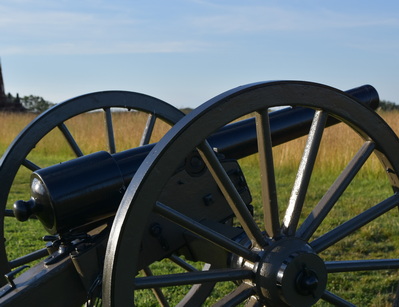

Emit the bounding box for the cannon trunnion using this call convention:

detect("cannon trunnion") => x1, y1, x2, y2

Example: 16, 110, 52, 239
2, 81, 399, 306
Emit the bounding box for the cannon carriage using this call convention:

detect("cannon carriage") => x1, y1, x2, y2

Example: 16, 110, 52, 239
0, 81, 398, 306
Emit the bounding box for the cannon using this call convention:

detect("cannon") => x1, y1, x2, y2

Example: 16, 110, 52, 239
0, 81, 398, 306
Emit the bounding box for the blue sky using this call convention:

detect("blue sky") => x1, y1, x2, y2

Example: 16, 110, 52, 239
0, 0, 398, 108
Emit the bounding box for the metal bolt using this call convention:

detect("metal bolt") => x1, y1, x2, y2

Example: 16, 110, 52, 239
149, 223, 162, 237
203, 194, 214, 206
296, 266, 319, 297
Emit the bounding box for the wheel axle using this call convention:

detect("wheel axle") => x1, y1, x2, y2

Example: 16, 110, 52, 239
252, 237, 327, 307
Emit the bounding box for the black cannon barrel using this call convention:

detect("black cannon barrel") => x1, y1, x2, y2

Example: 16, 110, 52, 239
208, 84, 379, 159
114, 84, 379, 181
13, 85, 379, 234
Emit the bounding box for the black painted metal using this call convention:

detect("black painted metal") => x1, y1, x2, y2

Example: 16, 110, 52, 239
12, 85, 380, 236
208, 84, 379, 159
134, 268, 254, 289
0, 81, 393, 307
14, 151, 125, 234
0, 247, 95, 306
0, 91, 184, 292
102, 81, 399, 306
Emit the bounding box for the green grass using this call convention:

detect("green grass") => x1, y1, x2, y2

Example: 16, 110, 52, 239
241, 156, 398, 306
5, 155, 397, 306
130, 164, 398, 306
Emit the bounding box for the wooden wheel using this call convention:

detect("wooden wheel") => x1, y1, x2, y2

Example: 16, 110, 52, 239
0, 91, 184, 289
104, 81, 399, 306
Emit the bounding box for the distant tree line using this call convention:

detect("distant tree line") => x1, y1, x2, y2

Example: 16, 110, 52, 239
179, 108, 193, 114
6, 93, 54, 113
4, 94, 398, 113
379, 100, 399, 111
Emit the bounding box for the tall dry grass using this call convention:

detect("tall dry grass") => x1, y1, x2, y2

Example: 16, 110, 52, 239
271, 111, 399, 175
0, 110, 173, 167
2, 110, 399, 306
0, 112, 37, 153
1, 110, 399, 170
61, 111, 172, 153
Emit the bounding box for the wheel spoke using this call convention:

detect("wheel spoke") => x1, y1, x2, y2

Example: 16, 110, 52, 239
57, 123, 84, 157
213, 283, 255, 307
326, 259, 399, 273
140, 113, 157, 146
321, 290, 356, 306
142, 266, 170, 307
311, 193, 399, 253
104, 108, 116, 154
298, 141, 375, 240
154, 202, 259, 262
22, 158, 40, 171
283, 110, 327, 235
197, 140, 267, 248
134, 268, 254, 289
169, 254, 199, 272
175, 263, 215, 307
255, 109, 280, 238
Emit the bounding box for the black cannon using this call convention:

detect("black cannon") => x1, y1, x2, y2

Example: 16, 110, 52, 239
0, 81, 398, 306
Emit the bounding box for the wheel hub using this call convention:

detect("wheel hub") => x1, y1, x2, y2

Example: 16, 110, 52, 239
255, 238, 327, 306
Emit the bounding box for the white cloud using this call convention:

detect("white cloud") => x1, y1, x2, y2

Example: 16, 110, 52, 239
187, 2, 399, 34
1, 40, 210, 55
0, 0, 214, 55
0, 1, 398, 56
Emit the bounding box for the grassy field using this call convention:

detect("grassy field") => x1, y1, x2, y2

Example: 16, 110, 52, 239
1, 109, 399, 305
